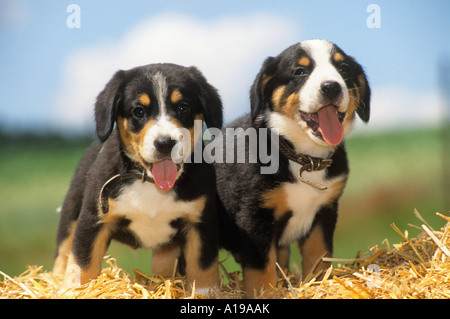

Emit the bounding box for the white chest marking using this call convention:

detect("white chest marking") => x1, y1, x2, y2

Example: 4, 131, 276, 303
107, 180, 204, 248
278, 161, 345, 246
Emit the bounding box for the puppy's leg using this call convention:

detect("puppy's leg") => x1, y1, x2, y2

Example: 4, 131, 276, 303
243, 244, 277, 298
53, 221, 77, 276
65, 222, 112, 285
298, 224, 332, 279
299, 204, 337, 279
151, 244, 181, 277
183, 225, 219, 294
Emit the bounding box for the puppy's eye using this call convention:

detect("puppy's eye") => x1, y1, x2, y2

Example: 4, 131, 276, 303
294, 67, 307, 77
177, 101, 190, 115
132, 106, 145, 118
338, 63, 352, 75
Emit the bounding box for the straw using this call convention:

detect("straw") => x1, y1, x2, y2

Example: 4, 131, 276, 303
1, 210, 449, 299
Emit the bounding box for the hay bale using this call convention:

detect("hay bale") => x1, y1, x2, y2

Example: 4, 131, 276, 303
1, 211, 449, 299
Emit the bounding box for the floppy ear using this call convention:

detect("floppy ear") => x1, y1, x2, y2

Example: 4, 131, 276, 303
250, 56, 278, 122
95, 70, 126, 142
189, 66, 223, 129
355, 66, 371, 123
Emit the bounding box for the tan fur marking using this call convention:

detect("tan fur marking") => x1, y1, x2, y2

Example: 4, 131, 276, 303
183, 227, 219, 290
138, 93, 151, 106
186, 195, 206, 224
98, 201, 129, 224
261, 187, 290, 218
170, 89, 183, 104
271, 86, 286, 110
325, 179, 347, 207
151, 244, 181, 277
65, 225, 111, 285
298, 225, 331, 279
298, 56, 310, 67
272, 86, 299, 120
82, 226, 111, 284
333, 52, 344, 62
243, 244, 277, 297
53, 221, 77, 275
117, 117, 155, 166
283, 92, 300, 120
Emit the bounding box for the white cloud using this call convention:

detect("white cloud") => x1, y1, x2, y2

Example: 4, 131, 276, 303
354, 86, 445, 133
53, 12, 298, 131
53, 13, 445, 133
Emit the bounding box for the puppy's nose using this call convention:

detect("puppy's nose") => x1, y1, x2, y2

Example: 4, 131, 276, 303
154, 136, 176, 154
320, 81, 341, 100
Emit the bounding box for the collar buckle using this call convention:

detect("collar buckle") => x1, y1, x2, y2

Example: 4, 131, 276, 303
277, 135, 333, 191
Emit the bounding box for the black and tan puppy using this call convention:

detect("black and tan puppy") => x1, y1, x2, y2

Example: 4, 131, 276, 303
53, 63, 223, 293
215, 39, 370, 296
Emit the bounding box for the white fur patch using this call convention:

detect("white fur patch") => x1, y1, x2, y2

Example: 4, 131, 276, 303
278, 161, 346, 246
107, 181, 203, 248
151, 71, 168, 114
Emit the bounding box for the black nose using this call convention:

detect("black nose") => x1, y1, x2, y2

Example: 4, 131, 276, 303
320, 81, 342, 100
154, 136, 176, 154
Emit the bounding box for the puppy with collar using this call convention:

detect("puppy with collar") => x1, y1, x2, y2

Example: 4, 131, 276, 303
53, 63, 223, 292
215, 39, 370, 296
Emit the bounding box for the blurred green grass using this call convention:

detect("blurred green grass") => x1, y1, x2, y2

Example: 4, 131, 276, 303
0, 127, 447, 278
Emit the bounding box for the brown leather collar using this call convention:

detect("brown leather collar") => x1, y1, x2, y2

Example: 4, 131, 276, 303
99, 170, 154, 214
278, 136, 333, 190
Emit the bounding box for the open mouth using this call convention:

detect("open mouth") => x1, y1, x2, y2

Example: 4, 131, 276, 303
300, 105, 346, 146
144, 159, 182, 191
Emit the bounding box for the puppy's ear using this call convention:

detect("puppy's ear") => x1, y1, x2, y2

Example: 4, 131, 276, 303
95, 70, 126, 142
354, 65, 371, 123
189, 66, 223, 129
250, 56, 278, 122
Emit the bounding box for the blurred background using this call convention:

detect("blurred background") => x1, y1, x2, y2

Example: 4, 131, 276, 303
0, 0, 448, 277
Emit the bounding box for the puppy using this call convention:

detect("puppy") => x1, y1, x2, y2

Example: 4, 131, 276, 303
215, 39, 370, 296
53, 63, 223, 292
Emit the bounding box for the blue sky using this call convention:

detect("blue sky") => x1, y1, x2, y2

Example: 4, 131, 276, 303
0, 0, 449, 133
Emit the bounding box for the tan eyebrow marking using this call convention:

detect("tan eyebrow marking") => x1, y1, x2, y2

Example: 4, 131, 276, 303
170, 89, 183, 104
298, 56, 310, 67
138, 93, 151, 106
333, 52, 344, 62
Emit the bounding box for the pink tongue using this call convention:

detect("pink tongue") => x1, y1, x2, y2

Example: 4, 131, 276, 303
317, 105, 344, 146
151, 159, 178, 191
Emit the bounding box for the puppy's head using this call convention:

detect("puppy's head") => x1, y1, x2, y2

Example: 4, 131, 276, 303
251, 39, 370, 150
95, 63, 222, 190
